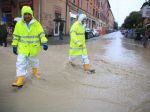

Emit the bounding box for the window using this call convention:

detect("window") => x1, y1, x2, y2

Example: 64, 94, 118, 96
73, 0, 76, 4
80, 0, 83, 8
86, 2, 88, 12
94, 0, 96, 5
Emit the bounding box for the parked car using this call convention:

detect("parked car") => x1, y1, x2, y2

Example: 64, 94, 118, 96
92, 28, 99, 37
107, 29, 114, 33
85, 28, 93, 39
121, 29, 127, 35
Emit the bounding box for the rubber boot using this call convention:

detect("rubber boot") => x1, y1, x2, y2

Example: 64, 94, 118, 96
83, 64, 90, 71
12, 76, 25, 87
32, 68, 41, 79
83, 64, 95, 74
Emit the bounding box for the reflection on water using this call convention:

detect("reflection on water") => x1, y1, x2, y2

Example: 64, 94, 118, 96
1, 31, 150, 112
103, 33, 139, 66
103, 32, 150, 70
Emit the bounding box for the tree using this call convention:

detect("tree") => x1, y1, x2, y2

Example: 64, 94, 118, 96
122, 11, 143, 29
114, 21, 118, 30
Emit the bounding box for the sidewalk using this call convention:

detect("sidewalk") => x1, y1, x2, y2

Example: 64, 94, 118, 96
47, 35, 70, 45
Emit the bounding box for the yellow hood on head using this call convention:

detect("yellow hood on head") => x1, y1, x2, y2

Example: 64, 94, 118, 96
21, 6, 33, 17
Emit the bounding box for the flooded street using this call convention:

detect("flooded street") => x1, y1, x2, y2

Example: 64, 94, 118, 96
0, 31, 150, 112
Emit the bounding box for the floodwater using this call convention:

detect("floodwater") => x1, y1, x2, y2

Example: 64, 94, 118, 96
0, 31, 150, 112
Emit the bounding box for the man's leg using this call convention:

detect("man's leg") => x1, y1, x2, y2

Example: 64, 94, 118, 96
82, 55, 90, 71
29, 56, 40, 79
61, 32, 64, 40
68, 56, 77, 66
59, 31, 63, 40
3, 38, 7, 47
0, 37, 3, 46
12, 55, 27, 87
82, 55, 95, 73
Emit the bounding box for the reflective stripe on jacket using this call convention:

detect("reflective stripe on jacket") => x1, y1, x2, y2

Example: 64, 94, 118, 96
69, 21, 87, 56
12, 19, 48, 56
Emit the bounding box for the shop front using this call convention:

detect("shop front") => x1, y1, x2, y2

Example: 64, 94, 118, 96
53, 6, 66, 36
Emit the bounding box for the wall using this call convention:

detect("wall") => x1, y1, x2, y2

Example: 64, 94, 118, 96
40, 0, 66, 36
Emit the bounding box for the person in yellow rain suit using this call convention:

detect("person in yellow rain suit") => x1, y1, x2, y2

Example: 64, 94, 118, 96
69, 14, 95, 73
12, 6, 48, 87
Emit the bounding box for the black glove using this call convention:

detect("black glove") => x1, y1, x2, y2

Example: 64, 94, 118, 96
13, 47, 17, 55
42, 43, 48, 50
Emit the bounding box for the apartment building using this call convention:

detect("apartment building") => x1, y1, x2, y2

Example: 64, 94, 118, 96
38, 0, 66, 36
0, 0, 114, 36
68, 0, 100, 29
0, 0, 66, 36
108, 9, 114, 31
0, 0, 39, 23
68, 0, 114, 35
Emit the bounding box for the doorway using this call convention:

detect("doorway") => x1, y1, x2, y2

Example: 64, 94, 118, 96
54, 22, 60, 36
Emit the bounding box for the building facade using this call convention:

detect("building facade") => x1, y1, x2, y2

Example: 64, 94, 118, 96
108, 9, 114, 31
0, 0, 39, 23
68, 0, 114, 35
38, 0, 67, 36
0, 0, 114, 36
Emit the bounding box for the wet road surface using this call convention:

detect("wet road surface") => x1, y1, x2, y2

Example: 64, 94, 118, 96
0, 31, 150, 112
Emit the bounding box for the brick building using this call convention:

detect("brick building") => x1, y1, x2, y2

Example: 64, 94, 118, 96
37, 0, 67, 36
108, 9, 114, 31
68, 0, 114, 35
68, 0, 101, 29
0, 0, 39, 23
0, 0, 114, 36
0, 0, 66, 36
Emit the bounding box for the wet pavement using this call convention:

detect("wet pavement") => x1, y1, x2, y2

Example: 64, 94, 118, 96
47, 36, 70, 45
0, 31, 150, 112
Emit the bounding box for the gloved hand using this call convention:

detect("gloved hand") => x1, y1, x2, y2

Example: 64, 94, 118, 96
42, 43, 48, 50
13, 47, 17, 55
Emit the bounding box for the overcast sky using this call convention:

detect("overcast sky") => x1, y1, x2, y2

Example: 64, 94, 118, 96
109, 0, 146, 26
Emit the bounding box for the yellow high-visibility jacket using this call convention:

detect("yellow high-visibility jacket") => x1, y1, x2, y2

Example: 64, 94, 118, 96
69, 21, 87, 56
12, 6, 48, 57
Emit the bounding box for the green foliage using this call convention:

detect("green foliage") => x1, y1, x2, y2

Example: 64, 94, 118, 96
114, 21, 118, 30
122, 11, 143, 29
135, 27, 145, 35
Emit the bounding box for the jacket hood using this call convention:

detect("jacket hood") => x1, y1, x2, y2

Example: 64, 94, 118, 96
78, 14, 86, 22
21, 6, 33, 17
